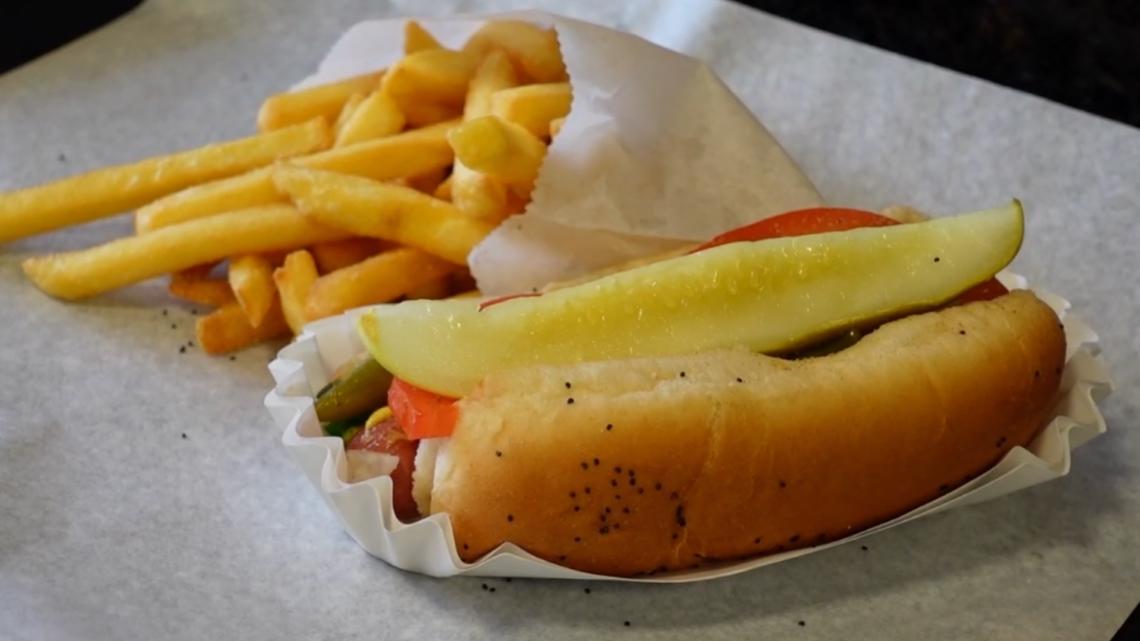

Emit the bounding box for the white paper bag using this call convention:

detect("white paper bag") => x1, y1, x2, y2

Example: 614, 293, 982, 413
294, 12, 822, 295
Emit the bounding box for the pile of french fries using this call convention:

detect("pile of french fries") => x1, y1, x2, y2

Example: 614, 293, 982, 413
0, 20, 572, 355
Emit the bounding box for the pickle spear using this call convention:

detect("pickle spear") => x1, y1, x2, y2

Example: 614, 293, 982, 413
314, 356, 393, 422
360, 202, 1024, 397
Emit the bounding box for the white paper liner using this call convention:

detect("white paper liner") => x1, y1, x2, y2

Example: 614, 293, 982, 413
293, 12, 823, 295
264, 271, 1113, 582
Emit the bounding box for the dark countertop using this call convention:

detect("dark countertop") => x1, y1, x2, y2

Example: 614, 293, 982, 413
741, 0, 1140, 128
5, 2, 1140, 129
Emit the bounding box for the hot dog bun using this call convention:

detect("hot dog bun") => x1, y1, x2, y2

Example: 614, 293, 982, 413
429, 291, 1066, 576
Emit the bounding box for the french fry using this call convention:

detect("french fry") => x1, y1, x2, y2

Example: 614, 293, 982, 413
548, 116, 565, 138
452, 51, 519, 222
135, 120, 457, 233
335, 90, 406, 147
310, 237, 386, 273
380, 49, 478, 108
196, 300, 289, 355
333, 92, 367, 139
257, 71, 382, 131
403, 167, 448, 195
505, 189, 531, 215
135, 168, 283, 233
304, 117, 456, 178
450, 169, 509, 222
22, 205, 348, 300
400, 101, 464, 127
174, 262, 219, 281
0, 118, 331, 243
448, 115, 547, 190
305, 248, 453, 321
433, 174, 454, 201
228, 254, 276, 327
169, 264, 236, 307
273, 250, 320, 334
448, 269, 478, 294
405, 274, 452, 300
491, 82, 571, 138
274, 166, 494, 265
462, 20, 567, 83
169, 279, 236, 307
404, 20, 443, 54
464, 51, 520, 116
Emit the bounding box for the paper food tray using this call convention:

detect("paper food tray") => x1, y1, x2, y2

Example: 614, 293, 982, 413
264, 270, 1112, 582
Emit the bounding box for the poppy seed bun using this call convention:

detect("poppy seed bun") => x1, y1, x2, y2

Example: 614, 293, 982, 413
429, 291, 1066, 576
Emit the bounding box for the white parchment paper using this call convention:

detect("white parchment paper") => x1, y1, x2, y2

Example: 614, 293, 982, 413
295, 12, 822, 295
5, 0, 1138, 635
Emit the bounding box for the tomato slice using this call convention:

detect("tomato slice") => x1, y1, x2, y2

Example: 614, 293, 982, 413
690, 207, 898, 252
347, 416, 419, 520
388, 377, 459, 440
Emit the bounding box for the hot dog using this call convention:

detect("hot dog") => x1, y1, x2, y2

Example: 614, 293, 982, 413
430, 290, 1064, 575
323, 203, 1066, 576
